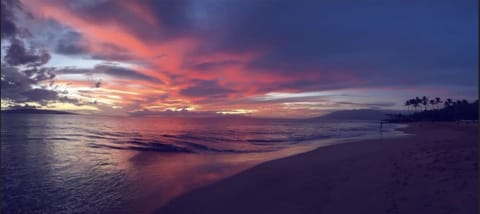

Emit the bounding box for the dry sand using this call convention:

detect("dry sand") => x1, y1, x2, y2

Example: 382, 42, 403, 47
156, 122, 478, 214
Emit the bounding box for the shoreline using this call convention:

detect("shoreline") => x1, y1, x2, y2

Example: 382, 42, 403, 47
125, 122, 406, 213
156, 122, 478, 214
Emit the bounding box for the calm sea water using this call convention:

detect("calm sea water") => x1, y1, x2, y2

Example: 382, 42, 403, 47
1, 114, 405, 213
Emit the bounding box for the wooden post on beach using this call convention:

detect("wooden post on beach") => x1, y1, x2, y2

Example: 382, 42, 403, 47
379, 122, 383, 132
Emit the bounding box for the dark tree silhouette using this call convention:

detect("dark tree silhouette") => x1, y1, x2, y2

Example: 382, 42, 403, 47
405, 100, 411, 113
444, 98, 453, 108
387, 97, 478, 122
429, 99, 435, 109
435, 97, 442, 109
414, 97, 421, 112
422, 96, 428, 111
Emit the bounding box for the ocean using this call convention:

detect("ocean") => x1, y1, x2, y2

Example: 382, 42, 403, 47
1, 114, 405, 213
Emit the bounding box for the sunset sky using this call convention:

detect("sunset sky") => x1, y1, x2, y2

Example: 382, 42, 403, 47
1, 0, 477, 117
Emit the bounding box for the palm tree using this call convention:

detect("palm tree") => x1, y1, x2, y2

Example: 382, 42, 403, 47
444, 98, 453, 108
429, 99, 435, 110
421, 96, 428, 111
405, 100, 411, 113
413, 97, 421, 112
435, 97, 442, 109
455, 100, 462, 106
412, 97, 417, 112
454, 100, 462, 120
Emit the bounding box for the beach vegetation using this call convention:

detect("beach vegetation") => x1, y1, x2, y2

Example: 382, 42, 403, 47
387, 98, 478, 122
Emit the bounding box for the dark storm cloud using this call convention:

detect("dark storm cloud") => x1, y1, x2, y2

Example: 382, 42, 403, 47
180, 80, 235, 98
1, 0, 82, 106
1, 66, 33, 92
4, 38, 51, 66
19, 88, 58, 103
54, 31, 87, 55
0, 0, 23, 39
22, 67, 55, 82
0, 37, 61, 106
1, 65, 82, 106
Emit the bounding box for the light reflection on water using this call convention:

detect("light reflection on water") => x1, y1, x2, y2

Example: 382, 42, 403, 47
1, 114, 405, 213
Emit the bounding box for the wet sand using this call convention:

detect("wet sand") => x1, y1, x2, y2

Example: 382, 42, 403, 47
156, 122, 478, 214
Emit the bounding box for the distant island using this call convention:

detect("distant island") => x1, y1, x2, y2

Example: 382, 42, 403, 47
311, 109, 395, 121
1, 109, 77, 115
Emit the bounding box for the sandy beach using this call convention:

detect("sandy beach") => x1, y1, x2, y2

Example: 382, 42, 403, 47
156, 122, 478, 214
